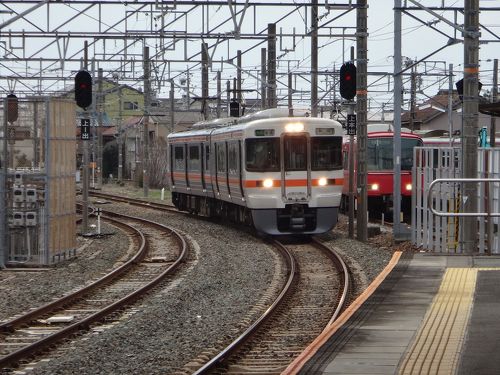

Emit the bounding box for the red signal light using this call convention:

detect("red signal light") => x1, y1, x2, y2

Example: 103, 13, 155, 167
75, 70, 92, 109
339, 62, 357, 100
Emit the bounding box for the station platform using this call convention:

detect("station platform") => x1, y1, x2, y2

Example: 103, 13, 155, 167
283, 252, 500, 375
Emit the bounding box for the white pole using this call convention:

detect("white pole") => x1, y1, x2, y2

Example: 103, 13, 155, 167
97, 212, 101, 235
161, 188, 165, 201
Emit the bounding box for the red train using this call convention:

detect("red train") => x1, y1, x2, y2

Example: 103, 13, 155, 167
341, 124, 423, 219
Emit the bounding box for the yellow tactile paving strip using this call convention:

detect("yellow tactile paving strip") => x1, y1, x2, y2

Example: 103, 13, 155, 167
399, 268, 500, 375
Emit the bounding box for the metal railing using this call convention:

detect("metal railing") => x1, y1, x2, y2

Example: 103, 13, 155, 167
412, 147, 500, 254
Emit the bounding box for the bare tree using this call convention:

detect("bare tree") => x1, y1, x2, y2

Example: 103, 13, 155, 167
147, 137, 169, 188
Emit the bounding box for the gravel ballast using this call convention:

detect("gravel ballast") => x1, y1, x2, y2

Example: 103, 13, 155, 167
0, 185, 408, 374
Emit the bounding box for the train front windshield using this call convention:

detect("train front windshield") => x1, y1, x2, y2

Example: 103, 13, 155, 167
367, 137, 422, 171
246, 138, 280, 172
246, 136, 342, 172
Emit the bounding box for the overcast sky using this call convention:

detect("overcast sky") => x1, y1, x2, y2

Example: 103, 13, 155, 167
1, 1, 499, 115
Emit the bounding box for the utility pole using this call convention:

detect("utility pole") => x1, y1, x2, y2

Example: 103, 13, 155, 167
267, 23, 277, 108
82, 41, 89, 234
117, 86, 123, 181
356, 0, 368, 242
462, 0, 480, 254
201, 43, 209, 120
169, 80, 175, 133
409, 65, 417, 132
1, 98, 7, 267
261, 48, 267, 110
143, 45, 150, 197
491, 59, 498, 147
448, 63, 454, 146
237, 50, 242, 107
226, 80, 231, 116
392, 0, 408, 241
217, 71, 222, 118
97, 67, 103, 188
288, 72, 293, 116
311, 0, 318, 117
33, 101, 39, 166
91, 59, 96, 189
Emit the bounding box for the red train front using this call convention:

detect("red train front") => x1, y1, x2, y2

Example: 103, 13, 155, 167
342, 124, 423, 219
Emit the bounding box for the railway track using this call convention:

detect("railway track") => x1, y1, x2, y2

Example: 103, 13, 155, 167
83, 191, 352, 374
89, 190, 177, 212
0, 209, 188, 371
188, 237, 351, 375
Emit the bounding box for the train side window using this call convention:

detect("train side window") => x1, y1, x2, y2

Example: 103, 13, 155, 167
228, 142, 238, 175
217, 143, 226, 173
189, 145, 200, 171
174, 146, 184, 170
245, 138, 280, 172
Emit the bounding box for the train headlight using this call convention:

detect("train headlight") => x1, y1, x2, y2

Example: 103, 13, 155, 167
285, 122, 304, 133
263, 179, 274, 188
371, 183, 380, 191
406, 183, 412, 191
318, 177, 328, 186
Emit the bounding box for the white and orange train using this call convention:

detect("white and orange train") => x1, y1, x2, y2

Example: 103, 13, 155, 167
166, 109, 345, 235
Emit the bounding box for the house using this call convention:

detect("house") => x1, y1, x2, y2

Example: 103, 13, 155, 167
401, 89, 495, 134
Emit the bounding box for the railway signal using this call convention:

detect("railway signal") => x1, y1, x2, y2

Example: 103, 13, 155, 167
455, 78, 482, 102
339, 62, 357, 100
75, 70, 92, 109
230, 100, 240, 117
6, 93, 18, 123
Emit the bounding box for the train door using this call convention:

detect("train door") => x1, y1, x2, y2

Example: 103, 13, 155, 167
280, 133, 311, 202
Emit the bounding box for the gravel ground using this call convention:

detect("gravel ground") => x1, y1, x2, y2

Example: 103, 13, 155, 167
0, 183, 414, 374
0, 221, 129, 321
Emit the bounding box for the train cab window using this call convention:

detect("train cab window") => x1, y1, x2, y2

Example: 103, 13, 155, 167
367, 137, 422, 171
245, 138, 280, 172
189, 145, 200, 171
174, 146, 184, 170
217, 143, 226, 173
311, 137, 343, 170
401, 138, 423, 170
228, 142, 238, 174
284, 136, 307, 171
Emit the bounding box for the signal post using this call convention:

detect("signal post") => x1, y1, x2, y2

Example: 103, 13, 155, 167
340, 61, 357, 239
75, 64, 92, 234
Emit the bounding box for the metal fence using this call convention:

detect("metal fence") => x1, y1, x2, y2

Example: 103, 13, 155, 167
412, 146, 500, 254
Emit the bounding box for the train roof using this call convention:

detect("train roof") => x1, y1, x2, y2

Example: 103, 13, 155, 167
367, 123, 413, 133
168, 108, 342, 139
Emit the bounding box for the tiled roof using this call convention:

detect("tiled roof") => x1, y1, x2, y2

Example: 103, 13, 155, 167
401, 89, 461, 125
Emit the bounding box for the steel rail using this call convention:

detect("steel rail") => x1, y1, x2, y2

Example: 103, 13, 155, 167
311, 237, 351, 326
0, 213, 145, 333
0, 210, 188, 369
89, 191, 177, 212
192, 239, 298, 375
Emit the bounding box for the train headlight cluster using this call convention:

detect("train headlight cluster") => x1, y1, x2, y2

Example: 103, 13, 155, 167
371, 183, 380, 191
263, 179, 274, 188
318, 177, 328, 186
406, 183, 412, 191
285, 122, 304, 133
